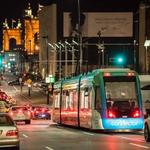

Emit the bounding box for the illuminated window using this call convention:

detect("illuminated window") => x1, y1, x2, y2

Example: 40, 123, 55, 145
54, 93, 60, 108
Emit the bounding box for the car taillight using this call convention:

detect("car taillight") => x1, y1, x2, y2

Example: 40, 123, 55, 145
18, 110, 22, 113
132, 109, 140, 118
10, 112, 13, 116
35, 111, 39, 114
28, 111, 31, 115
6, 130, 18, 136
107, 110, 116, 118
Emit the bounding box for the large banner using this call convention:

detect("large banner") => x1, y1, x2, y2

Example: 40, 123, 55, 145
63, 12, 133, 37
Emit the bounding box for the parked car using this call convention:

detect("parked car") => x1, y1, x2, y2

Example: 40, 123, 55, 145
0, 113, 20, 150
0, 101, 10, 113
8, 79, 20, 86
144, 114, 150, 142
9, 106, 31, 124
30, 105, 51, 120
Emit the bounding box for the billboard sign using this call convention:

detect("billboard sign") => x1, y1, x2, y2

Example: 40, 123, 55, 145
63, 12, 133, 37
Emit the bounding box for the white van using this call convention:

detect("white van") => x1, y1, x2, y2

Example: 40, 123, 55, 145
139, 75, 150, 115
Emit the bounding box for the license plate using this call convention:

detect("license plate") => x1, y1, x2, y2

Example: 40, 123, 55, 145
122, 115, 127, 118
16, 113, 25, 119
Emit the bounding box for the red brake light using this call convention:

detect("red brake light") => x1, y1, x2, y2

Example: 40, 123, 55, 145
132, 110, 140, 118
107, 110, 116, 118
28, 111, 31, 115
128, 72, 135, 76
35, 111, 39, 114
104, 72, 111, 77
18, 110, 22, 113
6, 130, 18, 136
10, 112, 13, 116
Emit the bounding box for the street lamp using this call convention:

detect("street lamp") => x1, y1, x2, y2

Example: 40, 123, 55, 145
97, 31, 105, 68
42, 36, 49, 77
144, 39, 150, 74
58, 41, 64, 80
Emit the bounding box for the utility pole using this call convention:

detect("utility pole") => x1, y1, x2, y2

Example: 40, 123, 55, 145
58, 41, 64, 80
77, 0, 82, 74
42, 36, 49, 76
65, 40, 68, 77
42, 35, 49, 104
97, 31, 105, 67
133, 40, 137, 70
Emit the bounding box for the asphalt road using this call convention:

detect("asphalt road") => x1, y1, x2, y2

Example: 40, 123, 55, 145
18, 120, 148, 150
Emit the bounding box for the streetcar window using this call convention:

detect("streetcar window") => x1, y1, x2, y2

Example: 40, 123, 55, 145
62, 91, 66, 110
84, 88, 89, 109
104, 76, 139, 118
104, 76, 137, 100
73, 91, 78, 110
62, 90, 78, 110
95, 87, 101, 110
54, 92, 60, 108
80, 88, 92, 109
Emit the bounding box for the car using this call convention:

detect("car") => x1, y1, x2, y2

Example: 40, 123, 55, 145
8, 79, 20, 86
0, 101, 10, 113
144, 114, 150, 142
9, 106, 31, 124
30, 105, 51, 120
0, 113, 20, 150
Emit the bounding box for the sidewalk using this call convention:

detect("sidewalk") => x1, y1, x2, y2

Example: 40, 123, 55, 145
18, 85, 53, 107
3, 72, 53, 107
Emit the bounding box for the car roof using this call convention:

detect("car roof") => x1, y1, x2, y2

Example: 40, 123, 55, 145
0, 112, 10, 116
11, 106, 28, 108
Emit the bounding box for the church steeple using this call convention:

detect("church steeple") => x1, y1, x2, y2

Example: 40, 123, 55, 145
24, 3, 33, 18
16, 19, 22, 29
3, 19, 9, 29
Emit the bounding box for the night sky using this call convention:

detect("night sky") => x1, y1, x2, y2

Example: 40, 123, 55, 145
0, 0, 54, 19
0, 0, 140, 49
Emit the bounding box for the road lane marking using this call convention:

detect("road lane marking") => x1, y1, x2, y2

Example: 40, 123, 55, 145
22, 134, 28, 138
83, 132, 94, 136
118, 136, 145, 142
45, 146, 54, 150
129, 143, 149, 149
13, 86, 19, 92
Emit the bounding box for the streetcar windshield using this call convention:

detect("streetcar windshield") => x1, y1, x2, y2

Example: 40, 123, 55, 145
104, 76, 139, 118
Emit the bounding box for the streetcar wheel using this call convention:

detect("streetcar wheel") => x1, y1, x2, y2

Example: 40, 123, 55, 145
144, 124, 150, 142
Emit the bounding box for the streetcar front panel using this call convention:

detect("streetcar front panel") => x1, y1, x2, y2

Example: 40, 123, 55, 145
101, 74, 144, 130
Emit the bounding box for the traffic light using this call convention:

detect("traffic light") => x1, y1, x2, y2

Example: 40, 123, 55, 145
117, 57, 123, 63
115, 55, 125, 66
0, 54, 3, 68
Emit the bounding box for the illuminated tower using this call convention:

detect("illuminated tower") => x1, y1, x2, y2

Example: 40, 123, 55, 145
24, 3, 39, 55
3, 19, 22, 51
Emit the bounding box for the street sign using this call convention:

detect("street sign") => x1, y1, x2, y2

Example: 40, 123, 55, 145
45, 75, 55, 83
19, 77, 22, 83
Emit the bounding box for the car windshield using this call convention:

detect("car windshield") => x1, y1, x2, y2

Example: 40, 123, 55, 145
0, 115, 14, 126
34, 107, 49, 111
12, 107, 28, 111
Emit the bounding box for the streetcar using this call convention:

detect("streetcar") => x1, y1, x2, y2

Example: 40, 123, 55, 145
52, 68, 144, 131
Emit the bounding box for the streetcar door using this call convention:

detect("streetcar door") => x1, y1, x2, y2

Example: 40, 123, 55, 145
79, 87, 93, 128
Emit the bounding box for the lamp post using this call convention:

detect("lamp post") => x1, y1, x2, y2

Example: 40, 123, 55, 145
144, 39, 150, 74
42, 36, 50, 104
77, 0, 83, 74
42, 36, 49, 76
133, 40, 137, 70
58, 41, 64, 80
29, 40, 32, 71
97, 31, 105, 67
